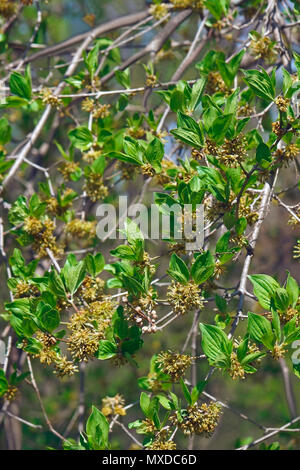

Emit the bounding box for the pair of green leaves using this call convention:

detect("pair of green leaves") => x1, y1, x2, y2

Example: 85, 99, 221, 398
204, 0, 230, 20
159, 78, 206, 114
171, 111, 204, 149
248, 273, 299, 311
9, 248, 37, 281
108, 135, 164, 172
200, 323, 265, 374
85, 253, 105, 278
243, 68, 276, 103
9, 194, 46, 226
48, 254, 86, 299
180, 378, 207, 407
197, 49, 245, 88
247, 312, 300, 352
167, 251, 215, 285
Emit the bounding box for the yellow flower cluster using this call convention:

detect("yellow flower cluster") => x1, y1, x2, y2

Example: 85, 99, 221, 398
67, 299, 115, 362
101, 394, 126, 418
149, 3, 168, 20
58, 161, 80, 181
84, 173, 108, 202
65, 218, 97, 241
204, 134, 248, 168
82, 98, 111, 119
0, 0, 16, 19
156, 350, 192, 381
170, 0, 203, 10
40, 88, 62, 109
23, 216, 63, 258
167, 280, 204, 315
229, 351, 245, 380
170, 401, 222, 436
206, 71, 231, 95
14, 280, 39, 298
76, 276, 105, 303
275, 96, 290, 113
272, 343, 287, 360
250, 36, 277, 62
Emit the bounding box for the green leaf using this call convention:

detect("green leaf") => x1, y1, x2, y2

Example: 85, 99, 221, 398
156, 395, 173, 410
145, 137, 164, 171
97, 340, 117, 360
271, 310, 281, 342
215, 231, 231, 254
199, 323, 232, 364
140, 392, 151, 417
62, 257, 86, 295
39, 308, 60, 332
283, 318, 300, 344
83, 43, 100, 80
180, 378, 192, 406
215, 294, 227, 314
248, 274, 280, 310
247, 312, 275, 349
0, 370, 9, 397
48, 269, 66, 297
286, 273, 299, 308
0, 96, 29, 108
236, 336, 249, 362
9, 66, 32, 100
171, 112, 204, 148
8, 195, 29, 225
170, 392, 179, 410
273, 288, 290, 313
211, 114, 233, 144
256, 143, 272, 164
170, 89, 185, 112
106, 150, 142, 166
191, 380, 207, 405
171, 127, 203, 149
204, 0, 229, 19
123, 218, 144, 247
190, 78, 206, 111
243, 69, 275, 102
241, 351, 265, 365
191, 251, 215, 284
5, 298, 31, 317
0, 118, 11, 145
115, 68, 131, 89
68, 126, 93, 150
110, 245, 136, 260
113, 315, 129, 340
235, 217, 247, 236
293, 363, 300, 380
91, 156, 106, 175
86, 406, 109, 450
167, 253, 189, 284
217, 50, 245, 87
85, 253, 105, 277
